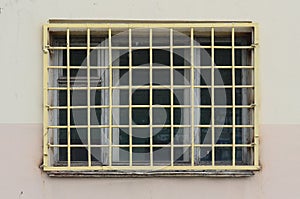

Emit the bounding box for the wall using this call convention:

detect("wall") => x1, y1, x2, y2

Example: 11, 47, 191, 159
0, 0, 299, 198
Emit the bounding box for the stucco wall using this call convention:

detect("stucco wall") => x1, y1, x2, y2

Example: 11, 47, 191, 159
0, 0, 300, 198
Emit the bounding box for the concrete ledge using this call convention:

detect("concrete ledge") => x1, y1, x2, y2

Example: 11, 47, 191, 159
47, 170, 254, 178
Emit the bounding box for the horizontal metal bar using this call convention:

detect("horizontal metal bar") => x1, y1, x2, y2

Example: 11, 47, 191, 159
46, 23, 257, 29
44, 165, 260, 172
49, 143, 254, 148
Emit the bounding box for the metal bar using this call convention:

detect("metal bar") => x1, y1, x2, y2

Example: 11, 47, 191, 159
87, 28, 91, 167
67, 29, 71, 167
232, 27, 236, 166
129, 28, 133, 166
254, 24, 260, 167
43, 25, 49, 168
190, 27, 195, 166
44, 165, 260, 171
108, 28, 113, 166
46, 23, 257, 29
149, 28, 153, 166
170, 28, 174, 166
211, 27, 215, 166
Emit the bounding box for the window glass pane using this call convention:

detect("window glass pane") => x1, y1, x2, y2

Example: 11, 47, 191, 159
235, 88, 254, 105
214, 69, 232, 85
235, 69, 253, 85
153, 49, 170, 66
132, 69, 149, 85
132, 128, 150, 145
152, 28, 170, 46
236, 128, 253, 144
153, 147, 171, 165
173, 49, 191, 66
71, 148, 88, 165
112, 147, 129, 166
194, 48, 211, 66
173, 88, 190, 105
153, 89, 170, 105
173, 28, 191, 46
132, 28, 149, 47
132, 108, 149, 125
214, 49, 232, 66
215, 128, 232, 144
133, 148, 150, 166
214, 108, 232, 125
132, 49, 150, 66
112, 128, 129, 145
90, 49, 109, 66
196, 147, 212, 165
68, 50, 87, 66
214, 28, 231, 46
194, 27, 211, 46
70, 32, 87, 47
174, 128, 191, 145
214, 88, 232, 105
90, 29, 108, 47
174, 69, 190, 85
215, 147, 232, 165
112, 108, 129, 125
236, 147, 253, 165
112, 49, 129, 66
174, 147, 191, 165
236, 108, 254, 125
70, 128, 87, 144
153, 128, 171, 144
112, 29, 129, 47
234, 27, 253, 46
196, 108, 211, 125
235, 49, 253, 66
132, 89, 149, 105
153, 69, 170, 85
195, 128, 212, 144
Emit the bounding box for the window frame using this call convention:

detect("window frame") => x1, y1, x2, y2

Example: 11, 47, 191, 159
43, 21, 260, 176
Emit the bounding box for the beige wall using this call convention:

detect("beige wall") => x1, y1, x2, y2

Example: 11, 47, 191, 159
0, 0, 300, 198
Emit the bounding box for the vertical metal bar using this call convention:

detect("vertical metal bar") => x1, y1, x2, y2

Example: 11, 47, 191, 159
253, 24, 259, 167
232, 27, 236, 166
87, 28, 91, 167
149, 28, 153, 166
108, 28, 113, 166
43, 25, 49, 168
211, 27, 215, 166
67, 29, 71, 167
170, 28, 174, 166
129, 28, 133, 166
190, 28, 195, 166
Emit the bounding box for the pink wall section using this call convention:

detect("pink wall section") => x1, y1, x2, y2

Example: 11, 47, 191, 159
0, 124, 299, 199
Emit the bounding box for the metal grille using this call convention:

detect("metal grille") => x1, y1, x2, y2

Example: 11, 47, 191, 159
43, 22, 259, 171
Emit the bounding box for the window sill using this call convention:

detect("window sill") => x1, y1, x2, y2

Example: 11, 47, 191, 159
47, 170, 255, 178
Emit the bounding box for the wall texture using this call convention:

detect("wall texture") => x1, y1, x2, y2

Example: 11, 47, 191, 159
0, 0, 300, 198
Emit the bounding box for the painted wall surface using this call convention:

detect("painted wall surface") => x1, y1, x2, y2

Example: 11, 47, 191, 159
0, 0, 300, 198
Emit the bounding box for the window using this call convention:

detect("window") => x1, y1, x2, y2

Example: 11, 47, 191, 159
43, 21, 259, 175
